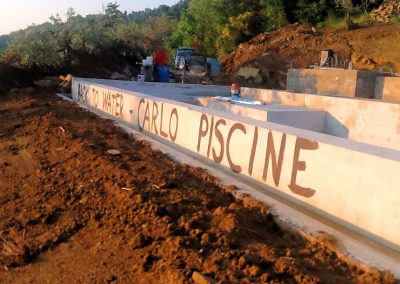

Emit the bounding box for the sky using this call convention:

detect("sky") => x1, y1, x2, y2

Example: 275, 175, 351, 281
0, 0, 179, 35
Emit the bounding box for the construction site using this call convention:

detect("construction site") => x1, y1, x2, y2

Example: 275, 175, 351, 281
0, 0, 400, 279
1, 56, 399, 283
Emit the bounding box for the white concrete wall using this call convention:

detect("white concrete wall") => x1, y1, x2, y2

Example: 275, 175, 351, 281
72, 78, 400, 251
241, 87, 400, 151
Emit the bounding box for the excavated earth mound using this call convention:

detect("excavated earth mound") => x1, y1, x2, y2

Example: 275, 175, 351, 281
221, 23, 400, 89
371, 0, 400, 22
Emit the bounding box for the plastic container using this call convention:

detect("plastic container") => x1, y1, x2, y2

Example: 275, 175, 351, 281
146, 56, 153, 65
157, 65, 169, 83
231, 83, 240, 97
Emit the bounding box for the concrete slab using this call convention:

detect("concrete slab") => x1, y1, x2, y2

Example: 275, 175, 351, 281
72, 78, 400, 254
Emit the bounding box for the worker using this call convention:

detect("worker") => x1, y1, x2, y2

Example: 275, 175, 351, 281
153, 47, 169, 82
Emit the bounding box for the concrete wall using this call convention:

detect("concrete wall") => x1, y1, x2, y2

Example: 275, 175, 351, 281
287, 69, 387, 98
375, 76, 400, 102
241, 87, 400, 151
72, 78, 400, 251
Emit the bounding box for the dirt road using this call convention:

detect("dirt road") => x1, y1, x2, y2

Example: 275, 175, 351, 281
0, 90, 395, 283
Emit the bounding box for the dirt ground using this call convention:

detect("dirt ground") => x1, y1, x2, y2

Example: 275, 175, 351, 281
0, 89, 396, 283
221, 22, 400, 89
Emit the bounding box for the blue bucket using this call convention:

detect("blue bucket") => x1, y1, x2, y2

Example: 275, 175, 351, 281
157, 65, 169, 83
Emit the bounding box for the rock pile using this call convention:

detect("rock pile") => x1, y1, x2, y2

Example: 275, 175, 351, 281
33, 74, 73, 93
371, 0, 400, 22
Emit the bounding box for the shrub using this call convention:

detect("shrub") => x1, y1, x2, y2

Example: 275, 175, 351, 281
295, 0, 329, 25
264, 0, 289, 31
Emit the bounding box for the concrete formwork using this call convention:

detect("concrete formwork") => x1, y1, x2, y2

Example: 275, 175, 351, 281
72, 78, 400, 253
241, 87, 400, 151
286, 68, 392, 98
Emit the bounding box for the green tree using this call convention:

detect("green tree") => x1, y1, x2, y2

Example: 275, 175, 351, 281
359, 0, 375, 14
333, 0, 354, 17
262, 0, 288, 31
168, 10, 193, 50
218, 11, 264, 56
295, 0, 328, 24
186, 0, 222, 55
66, 7, 76, 21
104, 2, 126, 27
139, 14, 177, 52
8, 23, 65, 70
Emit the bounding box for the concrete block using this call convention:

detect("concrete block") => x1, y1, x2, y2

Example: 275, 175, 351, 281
375, 76, 400, 102
287, 68, 390, 98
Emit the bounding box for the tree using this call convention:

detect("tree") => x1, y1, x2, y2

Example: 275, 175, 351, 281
295, 0, 328, 24
168, 10, 193, 50
333, 0, 354, 18
263, 0, 288, 31
66, 7, 76, 21
8, 23, 65, 70
186, 0, 222, 55
140, 14, 177, 52
218, 11, 264, 56
359, 0, 375, 14
104, 2, 126, 27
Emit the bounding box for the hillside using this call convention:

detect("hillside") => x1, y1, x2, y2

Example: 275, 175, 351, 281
221, 22, 400, 89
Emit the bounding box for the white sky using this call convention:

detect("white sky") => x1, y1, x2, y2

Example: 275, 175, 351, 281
0, 0, 179, 35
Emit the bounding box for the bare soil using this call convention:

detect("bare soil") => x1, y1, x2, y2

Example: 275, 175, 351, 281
221, 22, 400, 89
0, 90, 395, 283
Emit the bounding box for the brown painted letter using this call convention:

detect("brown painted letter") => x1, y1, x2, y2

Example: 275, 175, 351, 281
206, 116, 215, 158
159, 103, 168, 138
212, 119, 226, 163
169, 108, 178, 142
289, 137, 319, 198
151, 101, 159, 135
248, 126, 258, 176
137, 98, 145, 132
197, 114, 209, 153
227, 123, 246, 173
263, 131, 286, 186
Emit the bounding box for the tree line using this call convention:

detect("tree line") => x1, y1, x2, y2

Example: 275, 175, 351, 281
0, 0, 384, 72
